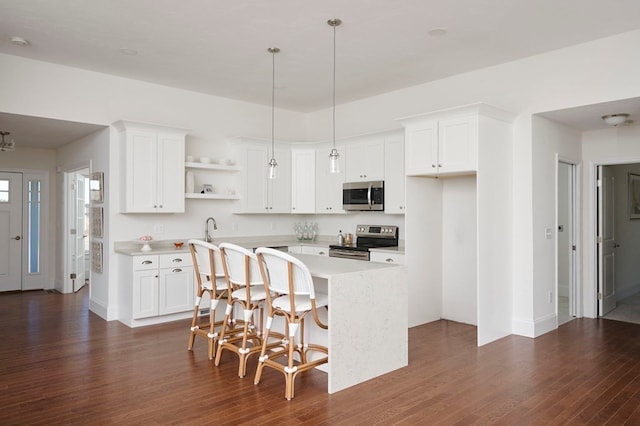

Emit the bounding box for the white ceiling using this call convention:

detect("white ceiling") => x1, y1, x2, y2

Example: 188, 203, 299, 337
1, 0, 640, 147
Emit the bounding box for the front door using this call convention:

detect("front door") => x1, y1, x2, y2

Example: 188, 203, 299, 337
0, 172, 23, 291
598, 165, 617, 316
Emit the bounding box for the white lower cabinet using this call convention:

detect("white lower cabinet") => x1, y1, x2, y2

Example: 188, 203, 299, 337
370, 251, 405, 265
289, 245, 328, 256
128, 253, 194, 320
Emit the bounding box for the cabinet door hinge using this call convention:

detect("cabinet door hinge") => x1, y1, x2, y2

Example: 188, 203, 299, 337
598, 292, 603, 300
596, 235, 602, 244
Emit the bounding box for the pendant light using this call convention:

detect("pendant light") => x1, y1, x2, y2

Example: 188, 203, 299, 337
328, 18, 342, 174
268, 47, 280, 179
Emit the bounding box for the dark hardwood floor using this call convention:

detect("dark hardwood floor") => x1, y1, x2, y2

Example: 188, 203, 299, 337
2, 289, 640, 425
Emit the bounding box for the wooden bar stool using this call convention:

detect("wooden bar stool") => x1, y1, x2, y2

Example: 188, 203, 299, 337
214, 243, 284, 378
187, 239, 228, 359
253, 247, 328, 400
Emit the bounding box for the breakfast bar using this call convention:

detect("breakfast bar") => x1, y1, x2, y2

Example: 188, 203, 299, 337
288, 253, 408, 393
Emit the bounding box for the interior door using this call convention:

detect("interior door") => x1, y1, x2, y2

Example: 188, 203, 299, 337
598, 165, 617, 315
557, 161, 576, 325
0, 171, 23, 291
74, 173, 87, 292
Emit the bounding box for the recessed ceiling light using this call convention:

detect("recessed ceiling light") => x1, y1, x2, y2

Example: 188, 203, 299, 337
10, 36, 30, 47
428, 28, 447, 37
119, 47, 138, 55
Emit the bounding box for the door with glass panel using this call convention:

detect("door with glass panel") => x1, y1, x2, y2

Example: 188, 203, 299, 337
0, 172, 23, 291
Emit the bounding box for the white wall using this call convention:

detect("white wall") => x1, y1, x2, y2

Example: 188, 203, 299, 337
308, 30, 640, 336
57, 128, 110, 314
441, 176, 477, 325
528, 116, 582, 336
2, 28, 640, 331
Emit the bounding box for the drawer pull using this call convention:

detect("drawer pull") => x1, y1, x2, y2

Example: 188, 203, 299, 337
142, 260, 153, 265
385, 258, 394, 263
172, 258, 183, 263
172, 268, 183, 273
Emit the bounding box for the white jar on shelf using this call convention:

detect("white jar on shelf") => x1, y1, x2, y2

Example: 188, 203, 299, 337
185, 171, 195, 193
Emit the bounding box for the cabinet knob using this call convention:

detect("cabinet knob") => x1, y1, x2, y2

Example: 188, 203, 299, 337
431, 164, 436, 168
438, 164, 442, 168
159, 205, 163, 208
153, 205, 158, 208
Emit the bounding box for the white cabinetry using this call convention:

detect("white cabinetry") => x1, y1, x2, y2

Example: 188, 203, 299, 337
115, 121, 188, 213
184, 162, 240, 200
288, 245, 328, 256
398, 103, 515, 345
383, 133, 405, 214
345, 136, 385, 182
370, 251, 405, 265
403, 114, 478, 176
125, 253, 195, 322
240, 140, 291, 213
291, 149, 315, 213
315, 142, 345, 214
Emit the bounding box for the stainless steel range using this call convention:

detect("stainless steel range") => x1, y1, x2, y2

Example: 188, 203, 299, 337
329, 225, 399, 261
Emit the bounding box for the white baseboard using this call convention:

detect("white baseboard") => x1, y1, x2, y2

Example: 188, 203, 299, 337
512, 313, 557, 338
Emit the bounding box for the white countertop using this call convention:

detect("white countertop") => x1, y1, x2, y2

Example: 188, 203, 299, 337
115, 236, 405, 256
287, 253, 403, 279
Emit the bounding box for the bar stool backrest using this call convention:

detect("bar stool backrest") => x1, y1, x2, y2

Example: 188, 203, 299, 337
188, 239, 224, 280
255, 247, 316, 299
219, 243, 262, 287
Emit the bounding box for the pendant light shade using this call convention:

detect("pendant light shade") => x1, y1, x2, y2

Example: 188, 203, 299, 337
268, 47, 280, 179
328, 18, 341, 173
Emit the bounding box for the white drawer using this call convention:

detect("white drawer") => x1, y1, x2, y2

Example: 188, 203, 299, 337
159, 253, 193, 269
369, 252, 405, 265
133, 255, 159, 271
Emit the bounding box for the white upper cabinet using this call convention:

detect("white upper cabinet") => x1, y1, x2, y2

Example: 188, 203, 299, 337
345, 136, 385, 182
398, 104, 512, 178
240, 139, 291, 213
115, 121, 188, 213
291, 148, 315, 214
315, 142, 345, 214
403, 115, 477, 176
384, 133, 405, 214
437, 115, 478, 175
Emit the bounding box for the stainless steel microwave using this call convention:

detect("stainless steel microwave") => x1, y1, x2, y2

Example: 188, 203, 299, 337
343, 181, 384, 211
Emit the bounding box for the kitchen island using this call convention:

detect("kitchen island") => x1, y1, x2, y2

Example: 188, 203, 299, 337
287, 253, 408, 394
115, 240, 407, 393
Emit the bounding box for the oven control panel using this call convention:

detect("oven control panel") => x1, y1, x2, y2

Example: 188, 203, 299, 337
356, 225, 398, 238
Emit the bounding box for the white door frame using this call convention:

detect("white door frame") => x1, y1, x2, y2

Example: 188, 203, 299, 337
556, 157, 580, 324
584, 156, 640, 318
62, 162, 91, 294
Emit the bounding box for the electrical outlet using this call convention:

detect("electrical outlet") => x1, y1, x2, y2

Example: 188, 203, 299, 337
154, 224, 165, 234
232, 223, 238, 231
548, 291, 553, 304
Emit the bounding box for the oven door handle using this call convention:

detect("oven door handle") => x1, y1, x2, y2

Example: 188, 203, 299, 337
330, 250, 369, 260
367, 182, 372, 208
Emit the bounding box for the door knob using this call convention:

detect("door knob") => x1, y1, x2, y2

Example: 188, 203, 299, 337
613, 243, 621, 248
12, 236, 21, 240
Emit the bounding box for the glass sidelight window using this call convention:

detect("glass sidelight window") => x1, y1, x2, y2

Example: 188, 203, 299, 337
0, 179, 8, 202
28, 179, 41, 274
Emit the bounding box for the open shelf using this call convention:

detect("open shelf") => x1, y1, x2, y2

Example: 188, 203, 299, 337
185, 162, 240, 172
185, 193, 240, 200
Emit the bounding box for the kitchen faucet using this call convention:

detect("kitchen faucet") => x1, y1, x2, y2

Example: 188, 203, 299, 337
205, 217, 217, 242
